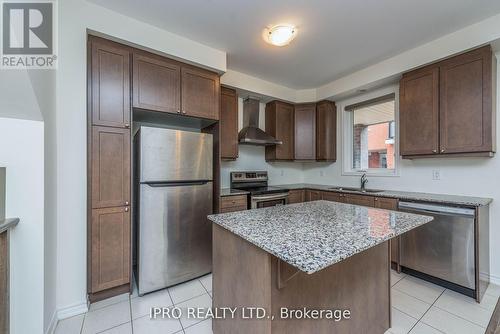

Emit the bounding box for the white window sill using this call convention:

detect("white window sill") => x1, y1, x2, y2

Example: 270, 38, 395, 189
342, 170, 400, 177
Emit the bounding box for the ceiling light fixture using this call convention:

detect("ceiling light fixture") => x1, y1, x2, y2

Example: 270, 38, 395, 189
263, 24, 297, 46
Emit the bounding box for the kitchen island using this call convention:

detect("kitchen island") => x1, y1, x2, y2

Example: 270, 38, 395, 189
207, 200, 433, 334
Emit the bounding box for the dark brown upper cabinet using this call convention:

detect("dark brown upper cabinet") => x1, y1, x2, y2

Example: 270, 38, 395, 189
90, 206, 131, 293
400, 45, 496, 158
90, 37, 131, 128
265, 101, 295, 161
181, 66, 220, 120
400, 66, 440, 156
439, 46, 494, 155
316, 101, 337, 161
294, 103, 316, 160
91, 126, 131, 209
132, 51, 220, 121
220, 87, 238, 160
132, 52, 181, 114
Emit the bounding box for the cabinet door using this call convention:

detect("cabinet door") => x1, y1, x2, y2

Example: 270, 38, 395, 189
400, 67, 440, 156
288, 190, 305, 204
220, 87, 238, 160
91, 127, 130, 209
374, 197, 398, 210
90, 37, 131, 128
132, 53, 181, 114
321, 191, 344, 203
306, 190, 321, 201
266, 101, 294, 160
181, 66, 220, 120
439, 46, 493, 154
91, 206, 130, 293
294, 104, 316, 160
345, 194, 375, 207
316, 101, 337, 161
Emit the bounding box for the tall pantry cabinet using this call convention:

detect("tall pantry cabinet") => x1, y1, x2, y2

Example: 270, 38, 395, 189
88, 36, 132, 302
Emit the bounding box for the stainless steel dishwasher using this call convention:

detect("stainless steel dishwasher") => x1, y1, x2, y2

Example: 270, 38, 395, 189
398, 201, 476, 292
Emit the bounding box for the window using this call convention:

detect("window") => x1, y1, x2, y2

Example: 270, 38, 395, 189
342, 89, 398, 176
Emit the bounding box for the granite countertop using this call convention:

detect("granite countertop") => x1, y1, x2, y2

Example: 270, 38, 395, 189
220, 188, 249, 197
208, 200, 433, 274
275, 183, 492, 207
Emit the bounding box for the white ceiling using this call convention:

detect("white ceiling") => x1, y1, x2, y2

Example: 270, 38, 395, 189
88, 0, 500, 89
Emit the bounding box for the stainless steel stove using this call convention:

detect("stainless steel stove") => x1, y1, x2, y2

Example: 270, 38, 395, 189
230, 171, 289, 209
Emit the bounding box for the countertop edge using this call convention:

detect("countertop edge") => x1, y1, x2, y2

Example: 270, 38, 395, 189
273, 184, 492, 207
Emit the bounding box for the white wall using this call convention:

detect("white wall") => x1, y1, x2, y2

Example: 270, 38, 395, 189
0, 118, 44, 334
28, 69, 58, 334
55, 0, 227, 318
220, 98, 305, 187
303, 53, 500, 284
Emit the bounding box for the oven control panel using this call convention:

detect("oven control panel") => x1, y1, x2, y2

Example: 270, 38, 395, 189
231, 171, 268, 182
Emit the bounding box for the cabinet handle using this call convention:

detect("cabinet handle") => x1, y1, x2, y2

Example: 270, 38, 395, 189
441, 149, 446, 153
374, 198, 378, 201
177, 110, 181, 113
182, 110, 187, 114
125, 207, 129, 212
432, 149, 437, 153
125, 201, 129, 206
124, 124, 130, 128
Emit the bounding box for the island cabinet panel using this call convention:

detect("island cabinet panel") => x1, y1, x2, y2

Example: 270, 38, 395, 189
220, 87, 239, 160
305, 189, 321, 202
181, 66, 220, 120
213, 224, 390, 334
90, 207, 131, 293
90, 37, 131, 128
316, 101, 337, 161
91, 127, 131, 209
294, 103, 316, 160
132, 52, 181, 114
287, 190, 305, 204
220, 195, 247, 213
400, 66, 440, 156
344, 194, 375, 207
439, 46, 494, 154
266, 101, 295, 161
321, 191, 345, 203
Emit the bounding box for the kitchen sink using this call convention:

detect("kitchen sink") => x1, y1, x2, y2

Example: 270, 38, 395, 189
328, 187, 383, 194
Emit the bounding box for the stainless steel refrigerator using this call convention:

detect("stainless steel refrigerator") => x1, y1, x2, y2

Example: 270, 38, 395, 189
134, 126, 213, 295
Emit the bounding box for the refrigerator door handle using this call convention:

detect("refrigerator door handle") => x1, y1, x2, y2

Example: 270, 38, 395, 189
142, 180, 212, 187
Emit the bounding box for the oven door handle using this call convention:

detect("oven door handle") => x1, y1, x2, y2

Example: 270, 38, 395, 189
252, 193, 289, 201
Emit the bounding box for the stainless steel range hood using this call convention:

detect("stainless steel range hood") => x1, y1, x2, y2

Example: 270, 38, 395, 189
238, 97, 282, 146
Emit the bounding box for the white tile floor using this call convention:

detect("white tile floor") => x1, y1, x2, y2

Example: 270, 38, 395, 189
55, 271, 499, 334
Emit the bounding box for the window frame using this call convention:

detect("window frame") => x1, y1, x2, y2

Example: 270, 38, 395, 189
341, 85, 400, 177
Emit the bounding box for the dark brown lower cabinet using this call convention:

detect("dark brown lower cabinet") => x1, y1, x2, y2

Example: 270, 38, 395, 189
91, 206, 131, 293
306, 190, 321, 201
287, 190, 305, 204
345, 194, 375, 207
321, 191, 345, 203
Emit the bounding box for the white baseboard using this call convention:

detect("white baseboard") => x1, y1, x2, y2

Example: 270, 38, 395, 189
490, 273, 500, 286
45, 310, 58, 334
56, 302, 88, 320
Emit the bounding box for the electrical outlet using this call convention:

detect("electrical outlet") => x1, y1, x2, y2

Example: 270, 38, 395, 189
432, 170, 441, 180
320, 170, 324, 177
280, 170, 284, 177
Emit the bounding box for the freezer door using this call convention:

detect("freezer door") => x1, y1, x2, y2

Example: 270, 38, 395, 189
139, 127, 213, 182
138, 181, 213, 295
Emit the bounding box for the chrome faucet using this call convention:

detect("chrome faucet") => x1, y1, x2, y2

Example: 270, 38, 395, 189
360, 173, 368, 191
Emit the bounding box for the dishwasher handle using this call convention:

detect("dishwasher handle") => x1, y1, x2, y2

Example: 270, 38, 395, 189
398, 201, 475, 218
